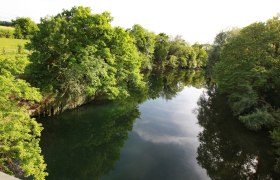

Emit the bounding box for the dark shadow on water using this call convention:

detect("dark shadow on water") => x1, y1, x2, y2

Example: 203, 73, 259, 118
40, 101, 139, 179
196, 85, 280, 179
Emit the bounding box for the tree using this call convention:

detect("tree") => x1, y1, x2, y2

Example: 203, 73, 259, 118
206, 28, 239, 74
192, 43, 208, 68
153, 33, 170, 68
12, 17, 38, 39
213, 21, 279, 129
167, 36, 191, 68
212, 17, 280, 164
129, 24, 156, 70
0, 56, 47, 179
26, 6, 144, 112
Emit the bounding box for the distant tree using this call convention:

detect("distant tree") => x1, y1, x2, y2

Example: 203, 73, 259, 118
153, 33, 170, 67
192, 43, 208, 68
166, 36, 207, 69
0, 20, 13, 27
12, 17, 38, 39
129, 24, 156, 70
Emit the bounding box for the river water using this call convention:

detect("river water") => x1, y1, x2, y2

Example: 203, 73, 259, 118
40, 70, 280, 180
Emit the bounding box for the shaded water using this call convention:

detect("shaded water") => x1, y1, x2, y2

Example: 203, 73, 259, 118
40, 70, 280, 179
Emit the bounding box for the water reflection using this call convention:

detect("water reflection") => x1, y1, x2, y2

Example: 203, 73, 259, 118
40, 70, 280, 179
101, 87, 209, 180
196, 86, 280, 179
40, 101, 139, 179
40, 70, 206, 179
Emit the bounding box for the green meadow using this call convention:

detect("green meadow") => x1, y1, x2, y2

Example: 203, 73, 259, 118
0, 37, 29, 58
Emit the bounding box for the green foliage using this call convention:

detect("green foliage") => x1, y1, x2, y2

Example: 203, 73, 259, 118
0, 21, 13, 27
12, 17, 38, 39
26, 6, 144, 109
153, 33, 170, 67
167, 36, 191, 68
0, 56, 47, 179
192, 43, 208, 68
129, 24, 156, 70
211, 15, 280, 169
206, 28, 240, 75
0, 26, 14, 38
239, 109, 275, 130
213, 17, 280, 128
153, 35, 208, 70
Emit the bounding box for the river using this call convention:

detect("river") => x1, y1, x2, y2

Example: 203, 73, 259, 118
39, 70, 280, 180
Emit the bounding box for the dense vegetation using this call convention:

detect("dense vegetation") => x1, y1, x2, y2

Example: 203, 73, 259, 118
0, 6, 207, 179
208, 16, 280, 170
12, 17, 38, 39
25, 6, 207, 115
0, 26, 14, 38
0, 56, 47, 179
2, 5, 280, 179
0, 17, 38, 39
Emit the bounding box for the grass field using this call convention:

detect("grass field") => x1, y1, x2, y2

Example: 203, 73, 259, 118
0, 25, 15, 39
0, 25, 14, 31
0, 38, 29, 58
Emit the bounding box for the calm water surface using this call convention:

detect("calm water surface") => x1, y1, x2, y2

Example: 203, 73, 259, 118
101, 87, 208, 180
40, 71, 279, 180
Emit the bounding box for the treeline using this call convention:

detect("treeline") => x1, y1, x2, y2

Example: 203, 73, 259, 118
25, 6, 208, 114
0, 6, 207, 179
129, 25, 208, 70
0, 21, 13, 26
0, 17, 38, 38
208, 16, 280, 170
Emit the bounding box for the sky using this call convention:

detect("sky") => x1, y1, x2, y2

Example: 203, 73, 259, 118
1, 0, 280, 44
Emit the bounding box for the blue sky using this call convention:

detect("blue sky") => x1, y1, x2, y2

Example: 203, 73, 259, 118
1, 0, 280, 44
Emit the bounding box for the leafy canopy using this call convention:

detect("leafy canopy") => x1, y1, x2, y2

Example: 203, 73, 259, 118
0, 56, 47, 179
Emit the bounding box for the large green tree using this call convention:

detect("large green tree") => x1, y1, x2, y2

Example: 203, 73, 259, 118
12, 17, 38, 39
26, 6, 143, 112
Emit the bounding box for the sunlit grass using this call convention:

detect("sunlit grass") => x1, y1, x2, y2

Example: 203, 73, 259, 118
0, 25, 14, 31
0, 38, 29, 58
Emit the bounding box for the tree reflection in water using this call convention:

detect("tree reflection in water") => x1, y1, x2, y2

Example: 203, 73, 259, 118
196, 85, 280, 179
40, 70, 205, 179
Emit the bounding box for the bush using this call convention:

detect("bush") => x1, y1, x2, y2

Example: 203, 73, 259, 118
0, 29, 13, 38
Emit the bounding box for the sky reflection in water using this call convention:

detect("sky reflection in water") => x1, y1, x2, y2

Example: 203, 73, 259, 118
101, 87, 209, 180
